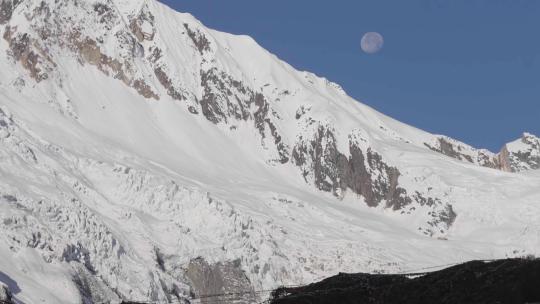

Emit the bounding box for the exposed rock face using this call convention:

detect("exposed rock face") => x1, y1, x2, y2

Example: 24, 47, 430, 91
498, 146, 512, 172
0, 0, 20, 25
186, 258, 257, 304
425, 134, 540, 173
499, 133, 540, 172
0, 283, 13, 304
154, 66, 186, 101
72, 265, 121, 304
130, 6, 155, 42
425, 136, 500, 169
199, 67, 290, 163
3, 26, 55, 82
292, 124, 456, 234
184, 23, 211, 54
2, 0, 159, 98
73, 36, 156, 99
292, 125, 410, 209
426, 137, 474, 163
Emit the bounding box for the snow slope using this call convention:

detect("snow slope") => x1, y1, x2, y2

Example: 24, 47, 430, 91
0, 0, 539, 303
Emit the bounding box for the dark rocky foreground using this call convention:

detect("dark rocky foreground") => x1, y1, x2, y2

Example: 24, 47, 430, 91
270, 259, 540, 304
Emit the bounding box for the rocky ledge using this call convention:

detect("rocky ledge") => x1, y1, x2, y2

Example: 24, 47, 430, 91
426, 133, 540, 173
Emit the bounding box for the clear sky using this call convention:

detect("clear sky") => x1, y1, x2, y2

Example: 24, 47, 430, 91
161, 0, 540, 152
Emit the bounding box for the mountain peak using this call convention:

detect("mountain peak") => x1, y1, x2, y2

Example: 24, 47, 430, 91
499, 132, 540, 172
522, 132, 539, 141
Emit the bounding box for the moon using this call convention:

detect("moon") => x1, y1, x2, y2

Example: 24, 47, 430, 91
361, 32, 384, 54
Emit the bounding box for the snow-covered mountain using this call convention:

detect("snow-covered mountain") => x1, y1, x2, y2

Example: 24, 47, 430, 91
0, 0, 539, 303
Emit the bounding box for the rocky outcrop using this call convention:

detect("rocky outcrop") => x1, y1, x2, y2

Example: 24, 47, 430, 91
292, 125, 410, 209
499, 133, 540, 172
199, 68, 255, 123
200, 68, 290, 163
425, 134, 540, 173
71, 34, 159, 100
186, 258, 257, 304
292, 125, 456, 235
0, 283, 13, 304
0, 0, 20, 25
2, 0, 159, 99
3, 26, 55, 82
154, 66, 187, 101
130, 6, 155, 43
427, 137, 473, 163
498, 146, 512, 172
72, 265, 121, 304
184, 23, 211, 54
425, 136, 499, 169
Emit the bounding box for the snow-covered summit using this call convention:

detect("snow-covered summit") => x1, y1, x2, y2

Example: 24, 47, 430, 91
0, 0, 539, 303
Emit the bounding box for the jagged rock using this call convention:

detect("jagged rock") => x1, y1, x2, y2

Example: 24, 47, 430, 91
129, 5, 155, 42
73, 36, 159, 100
185, 258, 258, 304
425, 134, 540, 173
292, 125, 456, 234
62, 243, 95, 273
199, 67, 289, 162
1, 1, 12, 24
0, 283, 13, 304
184, 23, 211, 54
2, 194, 17, 202
3, 27, 52, 82
154, 66, 186, 101
2, 0, 159, 99
499, 133, 540, 172
292, 125, 411, 209
425, 136, 500, 169
133, 78, 159, 100
72, 265, 121, 304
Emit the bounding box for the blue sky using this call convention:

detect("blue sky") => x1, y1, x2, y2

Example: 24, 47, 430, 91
162, 1, 540, 152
